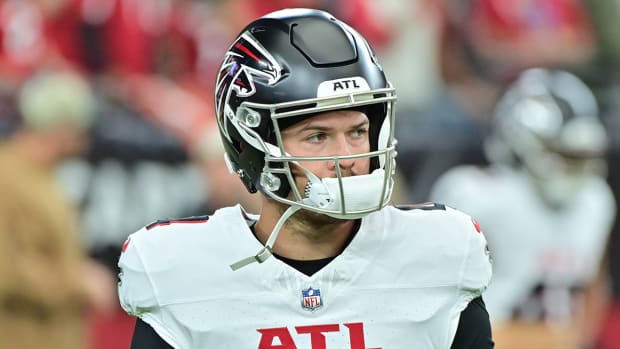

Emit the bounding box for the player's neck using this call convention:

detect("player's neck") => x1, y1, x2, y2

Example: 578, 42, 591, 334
255, 202, 358, 261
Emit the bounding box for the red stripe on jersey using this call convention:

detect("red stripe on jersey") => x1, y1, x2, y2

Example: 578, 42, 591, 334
121, 238, 131, 252
472, 218, 482, 233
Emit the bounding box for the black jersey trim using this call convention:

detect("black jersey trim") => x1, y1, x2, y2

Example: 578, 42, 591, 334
146, 215, 210, 230
395, 202, 446, 211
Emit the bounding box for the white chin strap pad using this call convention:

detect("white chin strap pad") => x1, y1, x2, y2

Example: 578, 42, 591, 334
302, 169, 387, 214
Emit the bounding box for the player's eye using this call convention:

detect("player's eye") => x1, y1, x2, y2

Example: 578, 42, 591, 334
307, 133, 327, 143
350, 127, 368, 138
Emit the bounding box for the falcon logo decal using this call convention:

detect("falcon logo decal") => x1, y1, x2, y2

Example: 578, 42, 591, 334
215, 32, 282, 140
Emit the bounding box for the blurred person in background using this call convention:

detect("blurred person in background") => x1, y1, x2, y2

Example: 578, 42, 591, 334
430, 68, 616, 349
0, 69, 116, 349
0, 0, 90, 139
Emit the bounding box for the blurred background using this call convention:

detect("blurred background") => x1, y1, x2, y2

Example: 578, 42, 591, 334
0, 0, 619, 348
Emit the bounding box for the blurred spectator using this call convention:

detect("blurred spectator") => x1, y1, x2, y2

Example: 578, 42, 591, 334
451, 0, 596, 80
53, 77, 207, 349
430, 68, 616, 349
80, 0, 241, 88
0, 69, 116, 349
0, 0, 88, 83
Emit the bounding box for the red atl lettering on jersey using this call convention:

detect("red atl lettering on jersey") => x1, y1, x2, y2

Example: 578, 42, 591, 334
257, 327, 296, 348
295, 324, 339, 348
257, 322, 381, 349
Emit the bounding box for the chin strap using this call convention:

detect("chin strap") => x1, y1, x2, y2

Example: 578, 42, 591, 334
230, 205, 301, 271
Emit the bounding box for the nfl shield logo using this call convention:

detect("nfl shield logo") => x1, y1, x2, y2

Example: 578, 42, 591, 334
301, 287, 323, 311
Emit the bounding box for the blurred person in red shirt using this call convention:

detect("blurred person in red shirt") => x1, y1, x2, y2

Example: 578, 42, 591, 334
0, 0, 89, 83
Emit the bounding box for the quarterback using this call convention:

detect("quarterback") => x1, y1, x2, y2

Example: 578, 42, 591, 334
118, 8, 494, 348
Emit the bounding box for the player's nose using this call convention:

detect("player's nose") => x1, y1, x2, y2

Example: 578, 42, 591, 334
328, 134, 356, 173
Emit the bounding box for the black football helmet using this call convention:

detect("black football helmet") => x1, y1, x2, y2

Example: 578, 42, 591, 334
214, 8, 397, 219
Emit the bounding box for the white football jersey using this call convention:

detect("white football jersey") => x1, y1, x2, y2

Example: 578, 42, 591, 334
430, 165, 616, 324
118, 204, 492, 348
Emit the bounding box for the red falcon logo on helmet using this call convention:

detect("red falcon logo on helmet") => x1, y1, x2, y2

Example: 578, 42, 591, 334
215, 32, 282, 140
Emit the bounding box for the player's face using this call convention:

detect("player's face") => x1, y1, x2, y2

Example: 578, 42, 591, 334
280, 110, 371, 194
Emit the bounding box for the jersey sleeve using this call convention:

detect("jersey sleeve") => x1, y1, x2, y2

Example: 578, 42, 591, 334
117, 228, 185, 348
455, 208, 493, 294
118, 228, 159, 316
442, 208, 494, 349
429, 168, 493, 293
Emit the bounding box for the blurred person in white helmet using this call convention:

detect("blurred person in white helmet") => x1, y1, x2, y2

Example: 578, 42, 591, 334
430, 68, 616, 349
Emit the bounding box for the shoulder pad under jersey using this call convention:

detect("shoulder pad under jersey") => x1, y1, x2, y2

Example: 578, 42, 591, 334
443, 206, 492, 293
117, 215, 211, 316
390, 204, 492, 293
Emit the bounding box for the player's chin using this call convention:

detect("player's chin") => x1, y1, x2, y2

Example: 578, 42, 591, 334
295, 209, 346, 225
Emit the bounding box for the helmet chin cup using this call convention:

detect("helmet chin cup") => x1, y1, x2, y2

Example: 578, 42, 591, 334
302, 169, 390, 218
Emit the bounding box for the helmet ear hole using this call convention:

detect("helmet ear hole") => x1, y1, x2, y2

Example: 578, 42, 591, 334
261, 162, 292, 198
236, 144, 265, 194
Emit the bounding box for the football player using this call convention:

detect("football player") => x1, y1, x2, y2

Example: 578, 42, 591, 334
430, 68, 616, 349
118, 8, 493, 348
